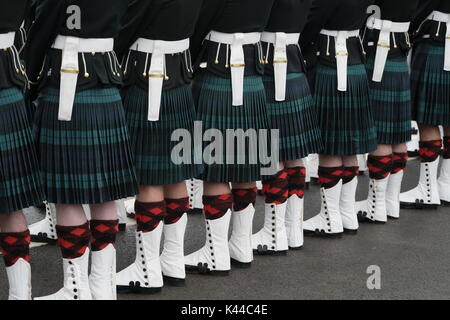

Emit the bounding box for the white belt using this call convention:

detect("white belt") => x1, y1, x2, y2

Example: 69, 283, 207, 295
320, 29, 360, 91
261, 32, 300, 101
130, 38, 190, 121
52, 35, 114, 121
366, 17, 410, 82
206, 31, 262, 106
0, 32, 15, 49
427, 11, 450, 71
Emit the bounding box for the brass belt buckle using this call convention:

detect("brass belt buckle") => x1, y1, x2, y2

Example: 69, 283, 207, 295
61, 68, 79, 74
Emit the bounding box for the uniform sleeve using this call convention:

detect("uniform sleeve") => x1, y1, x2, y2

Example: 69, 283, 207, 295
23, 0, 67, 84
190, 0, 224, 63
301, 0, 337, 47
114, 0, 155, 62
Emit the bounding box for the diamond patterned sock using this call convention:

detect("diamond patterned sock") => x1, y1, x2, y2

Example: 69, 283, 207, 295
135, 200, 166, 233
0, 230, 30, 267
443, 137, 450, 159
56, 223, 90, 259
318, 166, 343, 189
263, 170, 289, 204
342, 166, 359, 184
89, 220, 118, 252
419, 140, 442, 162
286, 167, 306, 198
231, 187, 257, 211
164, 197, 189, 224
392, 152, 408, 174
203, 194, 233, 220
368, 154, 393, 180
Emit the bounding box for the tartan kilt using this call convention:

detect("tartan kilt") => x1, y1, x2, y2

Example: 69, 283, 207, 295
192, 70, 271, 183
122, 84, 202, 185
33, 87, 138, 204
366, 57, 412, 145
263, 73, 323, 161
314, 63, 377, 155
0, 88, 43, 214
411, 41, 450, 126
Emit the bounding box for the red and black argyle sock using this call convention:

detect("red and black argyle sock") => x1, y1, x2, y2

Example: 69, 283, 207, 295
56, 223, 90, 259
89, 220, 118, 252
164, 197, 189, 224
203, 194, 233, 220
419, 140, 442, 162
368, 154, 393, 180
135, 200, 166, 232
342, 166, 359, 184
231, 188, 257, 211
263, 170, 289, 204
286, 166, 306, 198
443, 137, 450, 159
318, 166, 343, 189
392, 152, 408, 174
0, 230, 30, 267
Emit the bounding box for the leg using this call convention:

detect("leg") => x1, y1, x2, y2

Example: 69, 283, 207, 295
340, 155, 361, 232
184, 182, 233, 274
36, 204, 91, 300
88, 201, 119, 300
304, 155, 344, 237
438, 126, 450, 205
386, 143, 409, 218
400, 124, 442, 209
284, 159, 307, 248
0, 211, 31, 300
253, 162, 289, 255
160, 182, 190, 285
356, 146, 393, 223
229, 181, 257, 266
117, 185, 165, 294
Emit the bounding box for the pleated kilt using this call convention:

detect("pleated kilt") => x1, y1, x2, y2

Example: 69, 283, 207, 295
262, 73, 323, 161
193, 70, 270, 183
366, 58, 412, 145
123, 85, 202, 186
314, 63, 377, 155
411, 41, 450, 126
0, 88, 43, 214
34, 87, 138, 204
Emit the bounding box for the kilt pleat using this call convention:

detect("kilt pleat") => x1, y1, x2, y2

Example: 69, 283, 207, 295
366, 58, 412, 145
411, 41, 450, 126
123, 85, 202, 185
0, 88, 43, 214
34, 87, 138, 204
314, 63, 377, 155
193, 71, 270, 183
263, 73, 323, 161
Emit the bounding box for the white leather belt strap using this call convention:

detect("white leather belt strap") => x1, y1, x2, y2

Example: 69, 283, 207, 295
427, 11, 450, 71
52, 35, 114, 121
207, 31, 262, 106
130, 38, 190, 121
0, 32, 15, 49
320, 29, 360, 91
366, 17, 410, 82
261, 32, 300, 101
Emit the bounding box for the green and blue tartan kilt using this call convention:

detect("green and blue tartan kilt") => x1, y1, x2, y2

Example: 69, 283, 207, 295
193, 70, 271, 183
366, 58, 412, 145
122, 85, 202, 186
313, 63, 377, 155
262, 73, 323, 161
411, 41, 450, 126
0, 88, 43, 214
33, 87, 138, 204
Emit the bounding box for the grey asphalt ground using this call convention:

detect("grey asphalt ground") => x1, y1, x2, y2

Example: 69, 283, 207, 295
1, 158, 449, 300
